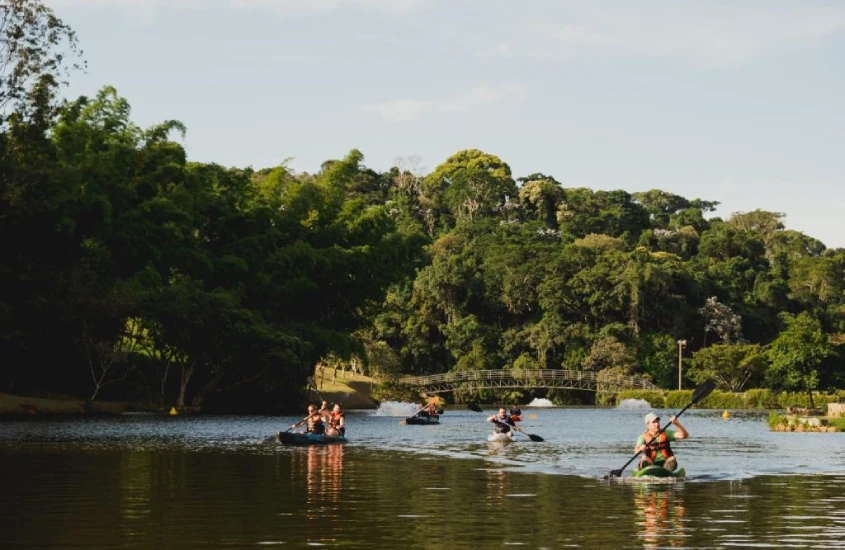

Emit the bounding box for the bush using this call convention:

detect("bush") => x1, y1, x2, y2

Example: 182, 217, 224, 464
664, 390, 694, 409
827, 417, 845, 431
698, 390, 742, 409
766, 412, 788, 429
371, 381, 418, 403
743, 389, 778, 408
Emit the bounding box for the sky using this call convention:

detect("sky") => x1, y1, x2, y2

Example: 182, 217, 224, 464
50, 0, 845, 248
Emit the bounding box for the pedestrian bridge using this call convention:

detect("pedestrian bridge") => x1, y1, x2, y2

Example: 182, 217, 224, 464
397, 369, 660, 395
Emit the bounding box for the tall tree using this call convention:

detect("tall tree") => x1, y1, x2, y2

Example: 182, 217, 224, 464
1, 0, 84, 126
767, 312, 833, 408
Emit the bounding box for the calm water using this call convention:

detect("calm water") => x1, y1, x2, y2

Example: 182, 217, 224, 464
2, 405, 844, 548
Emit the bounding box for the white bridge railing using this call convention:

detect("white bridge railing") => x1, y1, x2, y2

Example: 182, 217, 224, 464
397, 369, 659, 394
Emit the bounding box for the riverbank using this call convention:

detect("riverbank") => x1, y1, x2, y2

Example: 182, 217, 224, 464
309, 372, 380, 410
0, 392, 134, 416
0, 373, 379, 417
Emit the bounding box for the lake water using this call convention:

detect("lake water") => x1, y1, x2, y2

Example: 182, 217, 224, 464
2, 404, 844, 548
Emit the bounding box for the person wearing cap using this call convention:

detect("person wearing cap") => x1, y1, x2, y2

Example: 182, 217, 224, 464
634, 412, 688, 471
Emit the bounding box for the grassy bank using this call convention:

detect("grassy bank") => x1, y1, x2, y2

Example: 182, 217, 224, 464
308, 372, 380, 410
0, 371, 380, 417
0, 392, 136, 416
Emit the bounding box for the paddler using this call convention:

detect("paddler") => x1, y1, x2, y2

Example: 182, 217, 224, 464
291, 404, 326, 435
487, 408, 515, 434
509, 402, 522, 422
635, 412, 688, 472
323, 402, 346, 437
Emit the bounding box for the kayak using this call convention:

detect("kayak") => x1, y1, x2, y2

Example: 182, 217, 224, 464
631, 465, 686, 479
275, 431, 348, 445
404, 414, 440, 425
487, 432, 514, 443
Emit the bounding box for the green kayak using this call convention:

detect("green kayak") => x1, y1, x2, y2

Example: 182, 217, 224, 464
631, 465, 686, 479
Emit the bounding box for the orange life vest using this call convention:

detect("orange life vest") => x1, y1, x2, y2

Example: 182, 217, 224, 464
328, 410, 344, 429
643, 431, 673, 461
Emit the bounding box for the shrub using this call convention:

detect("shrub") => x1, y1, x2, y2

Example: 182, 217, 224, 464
766, 412, 788, 429
743, 389, 778, 409
371, 381, 418, 403
664, 390, 694, 409
826, 417, 845, 431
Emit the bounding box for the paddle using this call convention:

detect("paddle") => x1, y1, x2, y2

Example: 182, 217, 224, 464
606, 379, 717, 478
467, 403, 544, 442
307, 377, 327, 405
494, 419, 544, 442
286, 415, 309, 433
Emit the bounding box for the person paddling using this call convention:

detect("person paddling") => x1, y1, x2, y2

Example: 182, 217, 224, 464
324, 402, 346, 437
509, 403, 522, 422
635, 412, 688, 472
415, 401, 438, 418
487, 408, 515, 434
291, 404, 326, 435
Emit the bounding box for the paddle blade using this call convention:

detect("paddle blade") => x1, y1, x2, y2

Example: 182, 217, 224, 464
399, 420, 407, 425
526, 433, 544, 442
691, 380, 717, 404
608, 468, 623, 478
467, 402, 483, 413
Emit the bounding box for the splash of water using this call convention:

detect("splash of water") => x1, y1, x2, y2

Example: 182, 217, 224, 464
526, 398, 554, 408
371, 401, 420, 417
616, 398, 651, 410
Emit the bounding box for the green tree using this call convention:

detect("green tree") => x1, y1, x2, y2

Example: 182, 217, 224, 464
767, 312, 834, 408
1, 0, 85, 125
688, 343, 767, 391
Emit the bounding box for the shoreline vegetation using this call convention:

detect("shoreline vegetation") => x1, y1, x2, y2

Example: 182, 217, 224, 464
0, 372, 381, 417
5, 380, 845, 420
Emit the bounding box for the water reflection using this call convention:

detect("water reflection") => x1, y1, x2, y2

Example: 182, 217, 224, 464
633, 484, 687, 549
295, 445, 345, 515
484, 467, 508, 502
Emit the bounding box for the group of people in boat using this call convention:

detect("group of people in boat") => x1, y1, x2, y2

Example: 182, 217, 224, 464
414, 401, 441, 418
292, 401, 346, 437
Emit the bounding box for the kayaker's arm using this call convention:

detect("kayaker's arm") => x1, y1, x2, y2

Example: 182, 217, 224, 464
633, 436, 647, 455
669, 415, 688, 440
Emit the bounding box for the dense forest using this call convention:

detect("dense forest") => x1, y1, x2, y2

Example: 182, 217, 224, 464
1, 1, 843, 412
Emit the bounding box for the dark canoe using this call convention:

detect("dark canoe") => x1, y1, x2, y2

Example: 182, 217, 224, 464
274, 432, 348, 445
404, 414, 440, 425
631, 465, 686, 479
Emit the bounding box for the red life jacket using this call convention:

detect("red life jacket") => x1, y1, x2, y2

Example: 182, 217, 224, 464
328, 411, 343, 429
643, 431, 673, 461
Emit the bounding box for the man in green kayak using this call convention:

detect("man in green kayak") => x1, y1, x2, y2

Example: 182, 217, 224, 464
635, 412, 688, 472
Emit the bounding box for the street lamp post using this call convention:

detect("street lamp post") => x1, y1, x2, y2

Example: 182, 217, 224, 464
677, 339, 687, 390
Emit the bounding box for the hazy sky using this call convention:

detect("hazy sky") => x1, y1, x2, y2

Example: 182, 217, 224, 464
50, 0, 845, 248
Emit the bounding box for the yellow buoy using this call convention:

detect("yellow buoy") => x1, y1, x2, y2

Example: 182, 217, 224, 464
722, 410, 730, 419
169, 407, 178, 416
